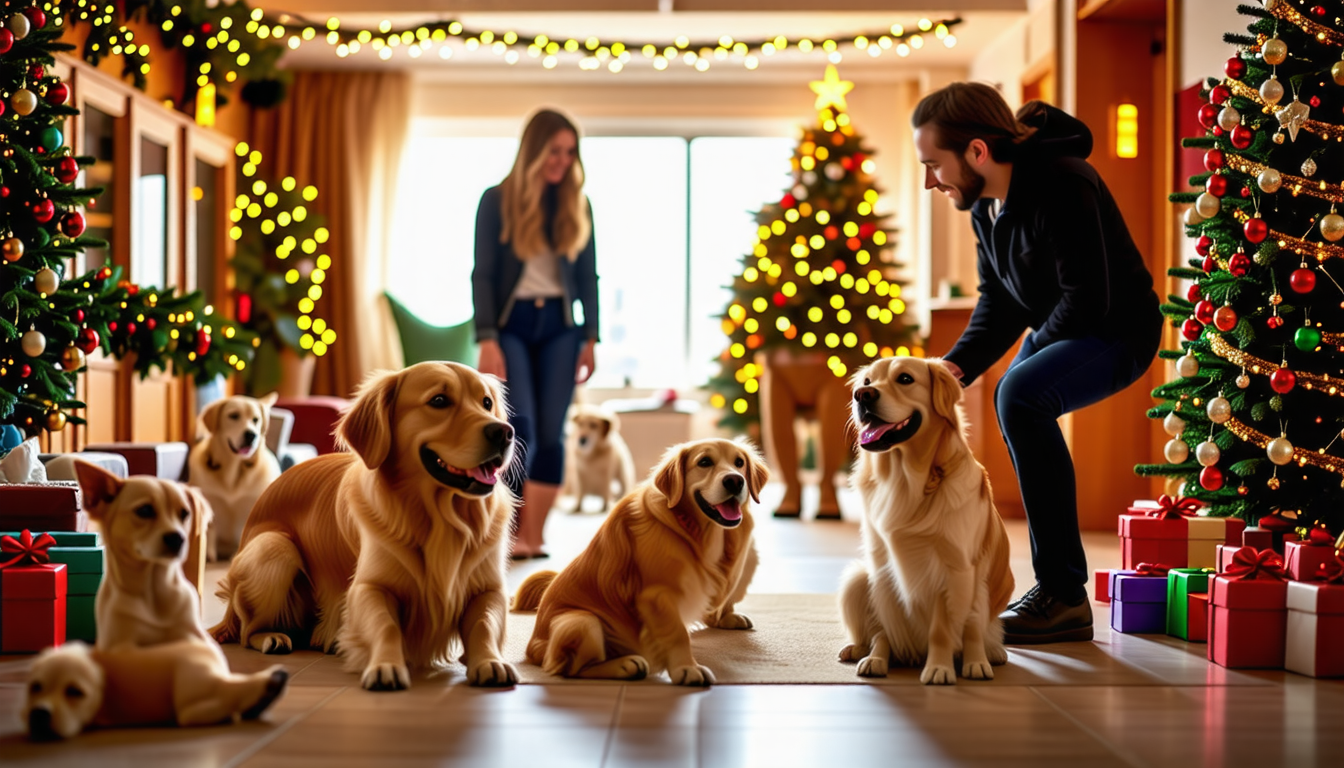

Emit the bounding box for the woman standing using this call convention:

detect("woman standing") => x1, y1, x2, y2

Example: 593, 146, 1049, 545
473, 109, 599, 559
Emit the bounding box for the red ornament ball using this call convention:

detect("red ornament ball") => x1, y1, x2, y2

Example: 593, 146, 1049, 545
1244, 217, 1268, 244
1210, 85, 1231, 105
780, 193, 796, 208
146, 318, 157, 331
19, 364, 31, 378
1198, 103, 1219, 130
75, 327, 99, 354
1194, 300, 1216, 325
0, 186, 8, 198
107, 321, 118, 333
1267, 315, 1285, 329
28, 64, 44, 81
60, 211, 86, 238
54, 157, 79, 184
771, 291, 786, 307
1225, 57, 1247, 80
44, 82, 69, 107
0, 29, 13, 56
1290, 267, 1316, 293
1182, 318, 1204, 341
21, 6, 45, 29
1204, 149, 1225, 172
1229, 252, 1252, 276
196, 329, 212, 357
1230, 124, 1253, 150
1202, 255, 1218, 274
1196, 235, 1213, 255
1213, 305, 1239, 332
1200, 466, 1225, 491
97, 266, 112, 280
74, 309, 84, 323
1205, 176, 1227, 197
126, 322, 137, 336
1313, 4, 1327, 16
31, 199, 55, 224
1241, 186, 1252, 198
1212, 126, 1224, 138
1186, 283, 1202, 302
1270, 367, 1297, 394
1310, 95, 1322, 108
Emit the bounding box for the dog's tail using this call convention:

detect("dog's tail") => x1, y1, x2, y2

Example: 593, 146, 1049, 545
511, 570, 558, 612
209, 576, 241, 644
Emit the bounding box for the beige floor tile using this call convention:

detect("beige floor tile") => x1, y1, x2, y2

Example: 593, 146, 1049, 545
604, 726, 698, 768
253, 723, 613, 767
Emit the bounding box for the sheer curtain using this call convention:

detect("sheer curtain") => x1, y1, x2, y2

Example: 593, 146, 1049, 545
248, 71, 411, 397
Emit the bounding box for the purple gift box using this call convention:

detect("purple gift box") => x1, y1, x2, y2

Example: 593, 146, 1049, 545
1110, 570, 1169, 634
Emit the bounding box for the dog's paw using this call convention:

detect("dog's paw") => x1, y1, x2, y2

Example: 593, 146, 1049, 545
920, 663, 957, 685
713, 612, 753, 630
242, 669, 291, 720
838, 643, 869, 663
361, 662, 411, 691
249, 633, 293, 655
962, 660, 994, 681
615, 656, 650, 680
468, 659, 518, 688
856, 655, 889, 677
670, 664, 715, 687
987, 644, 1009, 665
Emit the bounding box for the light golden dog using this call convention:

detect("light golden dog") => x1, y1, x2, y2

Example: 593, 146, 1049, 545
22, 640, 288, 739
839, 357, 1014, 685
189, 392, 283, 562
210, 361, 519, 690
564, 404, 636, 513
74, 461, 214, 651
513, 438, 767, 686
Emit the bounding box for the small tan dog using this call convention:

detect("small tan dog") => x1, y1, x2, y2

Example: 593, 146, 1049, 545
513, 438, 767, 686
189, 392, 282, 561
211, 362, 519, 691
74, 461, 214, 651
22, 640, 288, 739
839, 357, 1014, 685
565, 404, 636, 513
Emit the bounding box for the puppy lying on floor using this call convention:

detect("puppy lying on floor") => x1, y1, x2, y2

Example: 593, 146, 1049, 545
564, 404, 636, 513
23, 640, 288, 739
513, 438, 768, 686
188, 392, 282, 561
839, 357, 1014, 685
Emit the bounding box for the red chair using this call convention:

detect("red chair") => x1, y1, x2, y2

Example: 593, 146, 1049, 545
275, 396, 352, 456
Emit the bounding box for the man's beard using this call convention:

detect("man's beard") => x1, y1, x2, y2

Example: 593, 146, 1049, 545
951, 155, 986, 211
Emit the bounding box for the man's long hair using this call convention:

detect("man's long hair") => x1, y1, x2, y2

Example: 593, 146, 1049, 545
499, 108, 592, 261
911, 82, 1041, 162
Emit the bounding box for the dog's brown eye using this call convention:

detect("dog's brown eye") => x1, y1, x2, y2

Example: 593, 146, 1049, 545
734, 457, 745, 467
134, 504, 156, 520
29, 681, 42, 695
179, 508, 190, 522
483, 396, 493, 410
897, 373, 915, 385
697, 457, 714, 468
428, 394, 451, 409
229, 412, 240, 420
863, 378, 870, 386
65, 685, 85, 699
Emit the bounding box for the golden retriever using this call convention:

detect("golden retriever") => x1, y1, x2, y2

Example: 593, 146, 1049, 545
839, 357, 1014, 684
513, 438, 768, 686
73, 461, 215, 651
188, 392, 282, 561
209, 361, 519, 690
564, 404, 636, 513
23, 640, 289, 739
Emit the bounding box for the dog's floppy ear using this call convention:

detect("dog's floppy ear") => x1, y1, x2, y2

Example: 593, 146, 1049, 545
198, 397, 228, 435
929, 359, 964, 426
337, 369, 401, 469
258, 392, 279, 411
182, 483, 214, 531
74, 460, 124, 522
653, 445, 688, 507
740, 441, 770, 504
599, 411, 618, 438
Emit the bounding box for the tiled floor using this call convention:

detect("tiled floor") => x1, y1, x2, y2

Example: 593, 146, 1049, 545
2, 478, 1340, 767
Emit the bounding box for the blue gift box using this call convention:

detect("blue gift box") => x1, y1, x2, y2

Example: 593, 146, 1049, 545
1110, 571, 1169, 634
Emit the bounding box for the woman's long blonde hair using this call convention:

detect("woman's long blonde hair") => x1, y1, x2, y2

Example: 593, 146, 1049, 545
499, 109, 591, 261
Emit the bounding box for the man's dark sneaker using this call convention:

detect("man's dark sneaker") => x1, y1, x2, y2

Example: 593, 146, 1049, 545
1000, 587, 1093, 644
1005, 583, 1041, 613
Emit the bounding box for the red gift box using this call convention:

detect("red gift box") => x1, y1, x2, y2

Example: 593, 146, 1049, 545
0, 483, 86, 533
0, 530, 68, 653
1242, 527, 1273, 551
1188, 593, 1209, 643
1094, 569, 1112, 603
1284, 540, 1336, 582
1120, 497, 1244, 569
81, 442, 189, 480
1285, 577, 1344, 678
1208, 548, 1288, 669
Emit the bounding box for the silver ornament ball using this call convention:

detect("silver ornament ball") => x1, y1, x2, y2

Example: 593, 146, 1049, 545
1257, 168, 1282, 194
1260, 76, 1284, 105
1236, 373, 1251, 389
1163, 411, 1187, 437
1195, 192, 1221, 219
1164, 438, 1190, 464
21, 329, 46, 357
1184, 207, 1206, 227
1267, 435, 1295, 465
1196, 440, 1222, 467
1206, 396, 1232, 424
1176, 353, 1200, 378
1217, 105, 1242, 131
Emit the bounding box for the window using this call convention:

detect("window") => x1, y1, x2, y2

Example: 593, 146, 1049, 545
388, 126, 794, 389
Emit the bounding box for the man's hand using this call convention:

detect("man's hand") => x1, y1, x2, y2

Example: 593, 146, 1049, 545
941, 359, 965, 383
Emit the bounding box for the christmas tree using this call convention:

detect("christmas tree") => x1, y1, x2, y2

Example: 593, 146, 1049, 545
1142, 0, 1344, 538
707, 66, 921, 431
1, 1, 252, 436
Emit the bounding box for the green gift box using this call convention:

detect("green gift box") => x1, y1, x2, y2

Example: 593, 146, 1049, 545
47, 547, 104, 575
0, 531, 99, 547
4, 534, 104, 643
66, 595, 96, 642
68, 573, 102, 595
1167, 567, 1215, 640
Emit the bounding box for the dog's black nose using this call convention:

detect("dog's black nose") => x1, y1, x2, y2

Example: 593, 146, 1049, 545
162, 531, 185, 556
722, 474, 744, 495
484, 422, 514, 450
242, 431, 258, 447
853, 387, 879, 407
28, 707, 56, 741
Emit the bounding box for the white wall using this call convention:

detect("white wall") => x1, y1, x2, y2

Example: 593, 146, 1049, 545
1181, 0, 1249, 87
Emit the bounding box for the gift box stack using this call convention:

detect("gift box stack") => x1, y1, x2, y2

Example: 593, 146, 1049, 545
1095, 495, 1244, 605
3, 531, 102, 643
0, 530, 67, 653
1281, 526, 1344, 679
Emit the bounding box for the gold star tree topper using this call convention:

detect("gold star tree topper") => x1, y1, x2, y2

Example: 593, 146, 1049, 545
810, 65, 854, 112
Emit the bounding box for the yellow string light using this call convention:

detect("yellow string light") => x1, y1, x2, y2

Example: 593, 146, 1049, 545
1223, 416, 1344, 474
1229, 209, 1344, 263
1208, 333, 1344, 396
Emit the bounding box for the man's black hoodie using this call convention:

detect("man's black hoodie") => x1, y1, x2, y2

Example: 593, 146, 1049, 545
943, 104, 1162, 386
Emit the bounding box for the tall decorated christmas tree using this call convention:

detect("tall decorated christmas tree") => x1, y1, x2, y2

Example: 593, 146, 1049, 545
1142, 0, 1344, 539
707, 66, 921, 432
1, 1, 253, 436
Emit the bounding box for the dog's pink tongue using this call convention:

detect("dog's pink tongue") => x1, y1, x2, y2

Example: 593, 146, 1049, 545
714, 499, 743, 521
468, 464, 500, 485
860, 422, 896, 445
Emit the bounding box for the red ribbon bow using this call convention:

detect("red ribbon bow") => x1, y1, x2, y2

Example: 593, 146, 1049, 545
0, 529, 57, 570
1304, 524, 1336, 546
1135, 562, 1173, 576
1225, 547, 1286, 581
1148, 494, 1202, 519
1317, 556, 1344, 584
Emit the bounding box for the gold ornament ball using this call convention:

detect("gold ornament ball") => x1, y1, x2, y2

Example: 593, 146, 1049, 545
34, 267, 59, 295
1164, 438, 1190, 464
1270, 292, 1283, 305
2, 236, 22, 262
1273, 131, 1286, 145
1183, 207, 1206, 227
7, 12, 29, 40
1257, 168, 1282, 194
21, 329, 46, 357
1237, 485, 1249, 496
1263, 37, 1288, 66
1260, 76, 1285, 105
1322, 213, 1344, 242
1195, 192, 1221, 218
61, 345, 85, 371
1268, 476, 1282, 490
1163, 411, 1187, 437
1236, 373, 1251, 388
1267, 435, 1295, 465
11, 88, 37, 117
46, 411, 67, 432
1333, 60, 1344, 86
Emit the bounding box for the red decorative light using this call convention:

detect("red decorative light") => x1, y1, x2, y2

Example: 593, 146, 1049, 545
1290, 267, 1317, 293
823, 225, 839, 240
846, 237, 862, 251
1270, 368, 1297, 394
772, 291, 786, 307
831, 259, 846, 274
858, 222, 876, 238
780, 193, 795, 208
146, 318, 157, 331
237, 293, 253, 325
1310, 95, 1322, 108
19, 364, 31, 378
126, 322, 137, 336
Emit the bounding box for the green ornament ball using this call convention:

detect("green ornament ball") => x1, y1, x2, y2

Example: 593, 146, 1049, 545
1294, 326, 1322, 352
39, 126, 63, 153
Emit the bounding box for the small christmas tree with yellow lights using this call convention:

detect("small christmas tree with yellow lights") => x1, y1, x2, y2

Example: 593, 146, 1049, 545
708, 66, 921, 431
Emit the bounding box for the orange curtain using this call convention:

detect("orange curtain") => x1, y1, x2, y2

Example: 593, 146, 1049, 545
248, 71, 409, 397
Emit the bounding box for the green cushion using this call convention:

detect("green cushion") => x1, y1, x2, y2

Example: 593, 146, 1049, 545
384, 292, 477, 367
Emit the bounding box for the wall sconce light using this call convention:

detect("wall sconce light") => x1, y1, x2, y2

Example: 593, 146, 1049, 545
1115, 103, 1138, 159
